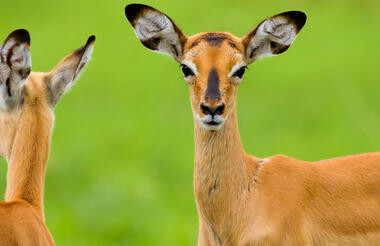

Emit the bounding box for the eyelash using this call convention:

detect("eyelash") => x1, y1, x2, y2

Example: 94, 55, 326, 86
232, 66, 248, 79
180, 64, 195, 77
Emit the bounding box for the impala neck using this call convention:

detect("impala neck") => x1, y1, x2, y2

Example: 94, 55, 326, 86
194, 106, 251, 226
5, 103, 53, 220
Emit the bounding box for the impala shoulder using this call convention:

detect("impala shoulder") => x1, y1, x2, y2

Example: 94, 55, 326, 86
265, 154, 305, 165
0, 200, 40, 226
258, 154, 314, 183
0, 200, 51, 244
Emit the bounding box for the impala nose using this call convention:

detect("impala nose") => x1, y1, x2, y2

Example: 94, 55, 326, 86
200, 103, 225, 116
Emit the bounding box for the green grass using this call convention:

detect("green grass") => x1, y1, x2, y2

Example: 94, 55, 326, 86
1, 0, 380, 245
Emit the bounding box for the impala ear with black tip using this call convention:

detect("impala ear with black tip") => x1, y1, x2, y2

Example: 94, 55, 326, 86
0, 29, 32, 110
125, 4, 188, 62
242, 11, 307, 64
46, 35, 96, 106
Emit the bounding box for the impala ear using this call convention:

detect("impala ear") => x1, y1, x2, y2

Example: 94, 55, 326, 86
0, 29, 31, 111
125, 4, 187, 62
242, 11, 306, 64
0, 29, 31, 92
47, 35, 95, 107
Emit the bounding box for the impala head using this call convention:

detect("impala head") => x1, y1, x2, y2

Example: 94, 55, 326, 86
0, 29, 95, 158
125, 4, 306, 131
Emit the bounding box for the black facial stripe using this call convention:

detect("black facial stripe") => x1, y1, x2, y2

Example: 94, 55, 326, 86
203, 33, 227, 47
205, 68, 220, 101
196, 33, 234, 47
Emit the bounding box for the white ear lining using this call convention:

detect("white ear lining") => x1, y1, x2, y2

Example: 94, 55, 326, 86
1, 39, 31, 70
75, 43, 94, 78
133, 11, 183, 59
48, 39, 95, 107
259, 17, 296, 45
1, 39, 16, 60
0, 39, 31, 100
51, 64, 75, 93
135, 12, 173, 40
9, 45, 31, 70
246, 16, 298, 62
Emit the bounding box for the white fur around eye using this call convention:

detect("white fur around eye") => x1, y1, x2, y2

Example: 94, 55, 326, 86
228, 62, 246, 77
182, 60, 198, 76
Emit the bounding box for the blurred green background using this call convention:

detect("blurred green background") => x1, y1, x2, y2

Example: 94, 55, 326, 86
1, 0, 380, 245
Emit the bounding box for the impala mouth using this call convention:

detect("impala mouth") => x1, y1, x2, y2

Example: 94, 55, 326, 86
196, 113, 226, 131
206, 121, 220, 126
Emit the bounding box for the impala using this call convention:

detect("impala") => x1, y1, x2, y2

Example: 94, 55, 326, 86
125, 4, 380, 245
0, 29, 95, 245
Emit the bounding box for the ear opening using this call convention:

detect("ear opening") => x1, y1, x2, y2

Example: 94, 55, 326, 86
47, 35, 95, 107
125, 4, 187, 62
0, 29, 32, 110
242, 11, 306, 64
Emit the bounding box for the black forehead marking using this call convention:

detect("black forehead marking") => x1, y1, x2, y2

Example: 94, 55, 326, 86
191, 33, 235, 47
202, 33, 228, 47
189, 33, 240, 52
205, 68, 221, 101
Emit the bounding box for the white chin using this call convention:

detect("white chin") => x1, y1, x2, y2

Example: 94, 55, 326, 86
196, 114, 225, 131
201, 123, 223, 131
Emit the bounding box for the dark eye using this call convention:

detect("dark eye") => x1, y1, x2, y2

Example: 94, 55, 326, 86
232, 66, 247, 79
180, 64, 195, 77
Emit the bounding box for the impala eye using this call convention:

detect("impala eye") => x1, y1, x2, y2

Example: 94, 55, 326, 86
180, 64, 195, 77
232, 66, 247, 79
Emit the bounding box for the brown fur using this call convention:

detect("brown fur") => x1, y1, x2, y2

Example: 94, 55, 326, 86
195, 113, 380, 245
0, 31, 94, 245
125, 5, 380, 245
188, 33, 380, 246
0, 73, 56, 245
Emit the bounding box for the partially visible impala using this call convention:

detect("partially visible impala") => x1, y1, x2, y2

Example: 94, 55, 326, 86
125, 4, 380, 245
0, 29, 95, 245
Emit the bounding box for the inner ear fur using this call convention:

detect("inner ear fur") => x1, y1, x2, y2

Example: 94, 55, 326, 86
242, 11, 306, 64
0, 29, 32, 103
1, 29, 31, 73
46, 35, 95, 107
125, 4, 187, 62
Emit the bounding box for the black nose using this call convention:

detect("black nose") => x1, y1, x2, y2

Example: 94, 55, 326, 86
201, 103, 225, 116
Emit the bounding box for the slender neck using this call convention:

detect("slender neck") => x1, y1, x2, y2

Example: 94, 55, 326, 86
5, 103, 53, 219
194, 108, 244, 163
194, 106, 251, 225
